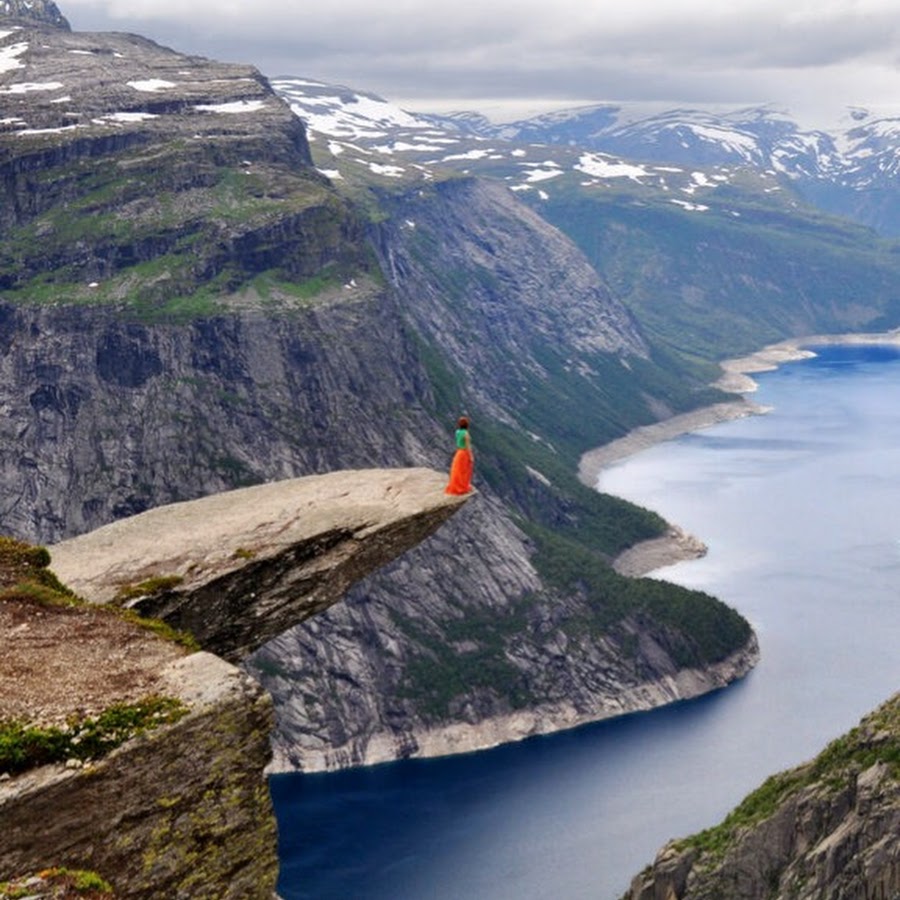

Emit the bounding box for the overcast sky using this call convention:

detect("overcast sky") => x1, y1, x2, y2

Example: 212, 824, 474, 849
59, 0, 900, 124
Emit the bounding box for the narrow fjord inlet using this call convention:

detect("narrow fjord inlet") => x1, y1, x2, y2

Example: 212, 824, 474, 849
3, 4, 900, 896
272, 345, 900, 899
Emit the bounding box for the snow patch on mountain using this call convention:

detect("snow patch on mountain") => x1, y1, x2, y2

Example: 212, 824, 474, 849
670, 199, 709, 212
127, 78, 175, 92
272, 77, 434, 141
520, 161, 564, 183
575, 152, 649, 181
0, 36, 26, 74
0, 78, 59, 93
271, 76, 707, 198
195, 99, 267, 115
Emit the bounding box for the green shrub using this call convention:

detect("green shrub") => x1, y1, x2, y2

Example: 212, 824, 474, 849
113, 575, 184, 604
0, 696, 188, 776
0, 537, 75, 605
0, 866, 114, 898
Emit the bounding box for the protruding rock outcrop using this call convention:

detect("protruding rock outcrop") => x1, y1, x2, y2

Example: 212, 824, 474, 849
2, 469, 469, 898
623, 692, 900, 900
49, 467, 470, 662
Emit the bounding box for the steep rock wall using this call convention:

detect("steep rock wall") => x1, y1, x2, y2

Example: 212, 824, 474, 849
0, 653, 278, 899
623, 692, 900, 900
0, 293, 437, 543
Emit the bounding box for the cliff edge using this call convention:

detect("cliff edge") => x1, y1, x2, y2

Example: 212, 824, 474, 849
49, 467, 468, 662
623, 691, 900, 900
1, 467, 469, 898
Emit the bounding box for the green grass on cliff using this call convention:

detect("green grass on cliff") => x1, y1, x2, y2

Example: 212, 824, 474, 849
676, 693, 900, 862
526, 523, 752, 666
392, 525, 752, 722
391, 604, 535, 718
0, 536, 198, 650
0, 147, 373, 319
0, 537, 74, 604
0, 867, 114, 899
0, 696, 188, 777
0, 536, 194, 776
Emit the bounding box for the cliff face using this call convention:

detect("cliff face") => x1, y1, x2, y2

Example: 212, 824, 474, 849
371, 176, 649, 417
1, 4, 756, 785
0, 295, 437, 543
624, 692, 900, 900
0, 15, 369, 310
1, 653, 278, 900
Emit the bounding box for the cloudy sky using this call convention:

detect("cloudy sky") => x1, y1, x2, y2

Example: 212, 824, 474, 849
59, 0, 900, 124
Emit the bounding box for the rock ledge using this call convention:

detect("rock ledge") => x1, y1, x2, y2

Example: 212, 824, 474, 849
49, 467, 470, 662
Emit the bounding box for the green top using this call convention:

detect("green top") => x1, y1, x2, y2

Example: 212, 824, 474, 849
455, 428, 469, 450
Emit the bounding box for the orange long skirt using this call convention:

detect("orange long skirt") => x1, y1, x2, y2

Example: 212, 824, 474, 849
445, 449, 473, 494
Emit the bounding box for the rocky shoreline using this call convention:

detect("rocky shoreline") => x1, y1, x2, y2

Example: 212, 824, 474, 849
269, 634, 761, 772
587, 329, 900, 576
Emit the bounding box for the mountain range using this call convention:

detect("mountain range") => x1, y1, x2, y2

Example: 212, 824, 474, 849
1, 4, 899, 898
273, 77, 900, 235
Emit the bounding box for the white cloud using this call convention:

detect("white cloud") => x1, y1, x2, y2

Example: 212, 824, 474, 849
55, 0, 900, 126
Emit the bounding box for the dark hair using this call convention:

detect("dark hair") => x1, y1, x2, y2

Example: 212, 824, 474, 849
457, 416, 469, 429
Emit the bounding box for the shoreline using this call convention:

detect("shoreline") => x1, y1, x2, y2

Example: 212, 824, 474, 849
586, 329, 900, 576
272, 634, 761, 774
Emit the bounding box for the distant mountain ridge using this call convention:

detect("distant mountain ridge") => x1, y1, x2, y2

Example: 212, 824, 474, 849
0, 0, 68, 28
273, 78, 900, 235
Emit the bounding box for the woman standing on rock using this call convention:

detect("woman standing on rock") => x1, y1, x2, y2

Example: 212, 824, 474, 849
445, 416, 474, 494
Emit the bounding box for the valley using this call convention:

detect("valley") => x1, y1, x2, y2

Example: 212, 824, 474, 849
1, 3, 898, 897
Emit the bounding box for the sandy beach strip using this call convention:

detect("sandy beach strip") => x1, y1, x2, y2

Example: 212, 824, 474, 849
585, 329, 900, 576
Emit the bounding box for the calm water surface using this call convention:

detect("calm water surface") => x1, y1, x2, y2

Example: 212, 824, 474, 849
271, 345, 900, 900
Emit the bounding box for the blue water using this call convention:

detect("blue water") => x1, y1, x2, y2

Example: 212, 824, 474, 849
271, 344, 900, 900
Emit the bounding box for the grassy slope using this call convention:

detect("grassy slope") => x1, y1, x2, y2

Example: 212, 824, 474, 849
533, 183, 900, 361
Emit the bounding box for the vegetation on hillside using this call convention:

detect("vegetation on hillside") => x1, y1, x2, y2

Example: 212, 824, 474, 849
0, 696, 188, 777
0, 537, 193, 775
675, 692, 900, 862
0, 146, 373, 319
0, 537, 198, 649
0, 867, 115, 899
390, 332, 754, 721
535, 186, 900, 360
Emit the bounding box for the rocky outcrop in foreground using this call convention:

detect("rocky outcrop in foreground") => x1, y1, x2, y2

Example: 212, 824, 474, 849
624, 692, 900, 900
49, 467, 467, 662
2, 469, 467, 898
1, 653, 277, 900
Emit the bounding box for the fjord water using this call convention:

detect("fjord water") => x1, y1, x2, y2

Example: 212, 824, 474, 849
271, 344, 900, 900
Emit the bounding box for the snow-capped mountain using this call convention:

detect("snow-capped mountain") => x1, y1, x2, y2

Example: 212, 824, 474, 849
272, 76, 900, 235
271, 77, 787, 217
494, 101, 900, 188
